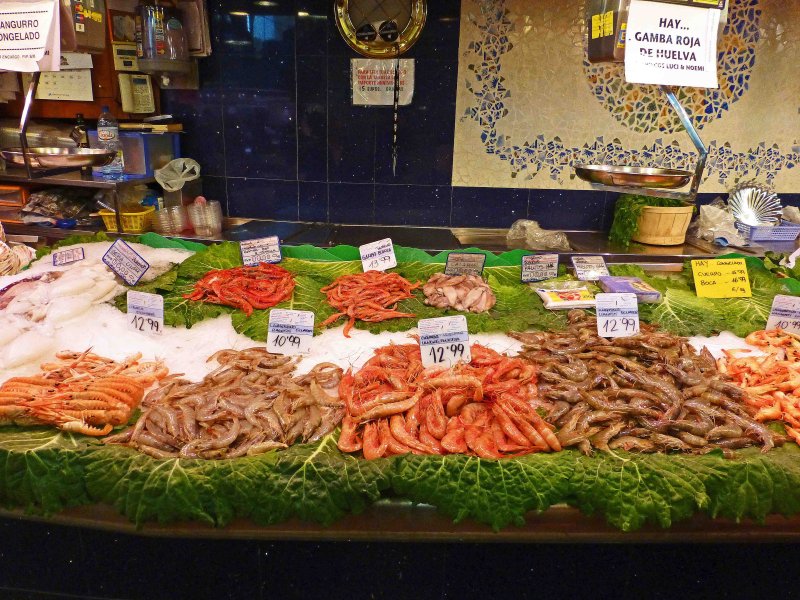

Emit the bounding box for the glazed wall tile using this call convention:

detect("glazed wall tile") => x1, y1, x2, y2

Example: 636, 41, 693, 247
451, 187, 529, 228
227, 178, 299, 220
374, 185, 451, 226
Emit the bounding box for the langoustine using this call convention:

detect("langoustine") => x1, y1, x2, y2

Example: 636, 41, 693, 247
337, 342, 559, 459
0, 349, 168, 436
105, 347, 344, 459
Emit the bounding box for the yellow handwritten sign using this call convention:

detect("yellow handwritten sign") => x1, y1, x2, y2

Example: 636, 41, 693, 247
691, 258, 751, 298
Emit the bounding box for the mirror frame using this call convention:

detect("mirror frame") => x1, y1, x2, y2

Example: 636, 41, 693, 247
334, 0, 427, 58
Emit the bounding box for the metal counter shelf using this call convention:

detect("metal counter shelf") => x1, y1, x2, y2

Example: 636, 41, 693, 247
2, 501, 800, 543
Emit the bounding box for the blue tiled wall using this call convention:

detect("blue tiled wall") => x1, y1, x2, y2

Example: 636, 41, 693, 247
161, 0, 617, 229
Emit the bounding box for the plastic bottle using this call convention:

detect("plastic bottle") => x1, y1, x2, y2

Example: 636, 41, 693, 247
97, 106, 125, 179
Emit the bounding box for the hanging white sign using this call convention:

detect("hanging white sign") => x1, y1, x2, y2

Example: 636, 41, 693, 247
0, 0, 61, 72
351, 58, 414, 106
624, 0, 720, 88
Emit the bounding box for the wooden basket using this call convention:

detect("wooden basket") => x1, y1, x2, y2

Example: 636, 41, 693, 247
631, 205, 694, 246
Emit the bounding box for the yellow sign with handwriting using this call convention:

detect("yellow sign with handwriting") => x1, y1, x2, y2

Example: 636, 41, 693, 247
691, 258, 751, 298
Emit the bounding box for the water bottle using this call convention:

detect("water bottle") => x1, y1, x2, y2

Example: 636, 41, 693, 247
97, 106, 125, 179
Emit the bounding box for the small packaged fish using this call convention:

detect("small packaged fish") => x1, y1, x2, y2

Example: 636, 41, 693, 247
598, 276, 662, 303
533, 281, 596, 310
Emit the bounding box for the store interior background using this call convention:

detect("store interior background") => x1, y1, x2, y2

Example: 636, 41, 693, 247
163, 0, 623, 230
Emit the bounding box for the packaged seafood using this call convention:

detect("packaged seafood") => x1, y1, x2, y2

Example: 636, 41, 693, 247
598, 276, 662, 303
534, 281, 596, 310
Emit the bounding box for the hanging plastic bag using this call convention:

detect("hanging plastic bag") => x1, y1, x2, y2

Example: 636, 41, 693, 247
155, 158, 201, 192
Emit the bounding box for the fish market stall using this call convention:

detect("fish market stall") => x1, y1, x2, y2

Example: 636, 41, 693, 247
0, 232, 799, 542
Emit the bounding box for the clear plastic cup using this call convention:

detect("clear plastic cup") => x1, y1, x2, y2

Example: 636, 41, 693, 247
187, 200, 223, 237
153, 205, 190, 235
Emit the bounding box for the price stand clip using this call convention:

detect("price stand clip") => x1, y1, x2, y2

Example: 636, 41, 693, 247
444, 252, 486, 277
572, 256, 610, 281
127, 291, 164, 336
102, 239, 150, 286
419, 315, 471, 368
240, 236, 282, 267
52, 247, 85, 267
359, 238, 397, 272
267, 309, 315, 355
521, 254, 559, 283
766, 295, 800, 335
596, 293, 640, 338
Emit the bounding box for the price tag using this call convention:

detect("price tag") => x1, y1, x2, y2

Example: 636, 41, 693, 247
267, 309, 314, 355
52, 247, 85, 267
102, 239, 150, 286
766, 295, 800, 334
360, 238, 397, 272
572, 256, 610, 281
240, 236, 282, 266
691, 258, 751, 298
127, 291, 164, 336
521, 254, 559, 283
596, 293, 640, 338
419, 315, 471, 368
444, 252, 486, 276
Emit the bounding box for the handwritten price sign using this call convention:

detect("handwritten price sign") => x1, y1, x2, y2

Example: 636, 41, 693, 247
691, 258, 751, 298
359, 238, 397, 272
419, 315, 471, 368
240, 236, 282, 266
127, 291, 164, 336
52, 247, 85, 267
521, 254, 559, 283
102, 239, 150, 286
596, 293, 640, 338
267, 309, 314, 355
766, 295, 800, 335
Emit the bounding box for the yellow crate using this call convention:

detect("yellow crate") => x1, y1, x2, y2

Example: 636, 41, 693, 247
99, 206, 155, 233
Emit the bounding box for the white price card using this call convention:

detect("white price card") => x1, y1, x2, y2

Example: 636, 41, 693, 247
596, 293, 640, 338
102, 239, 150, 285
52, 247, 85, 267
445, 252, 486, 277
766, 295, 800, 335
572, 256, 610, 281
267, 309, 315, 355
240, 236, 282, 266
127, 291, 164, 336
521, 254, 559, 283
360, 238, 397, 272
419, 315, 471, 368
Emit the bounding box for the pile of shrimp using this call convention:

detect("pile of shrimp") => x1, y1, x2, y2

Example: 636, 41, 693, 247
337, 342, 561, 459
718, 329, 800, 445
319, 271, 421, 337
513, 310, 779, 456
105, 348, 344, 459
0, 349, 168, 436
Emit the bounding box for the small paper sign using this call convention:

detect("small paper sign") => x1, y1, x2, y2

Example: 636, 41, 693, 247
102, 239, 150, 286
691, 258, 751, 298
127, 290, 164, 336
445, 252, 486, 277
596, 293, 640, 338
572, 256, 610, 281
521, 254, 559, 283
624, 0, 721, 88
267, 309, 314, 355
419, 315, 471, 368
240, 236, 282, 266
360, 238, 397, 272
766, 295, 800, 334
52, 247, 85, 267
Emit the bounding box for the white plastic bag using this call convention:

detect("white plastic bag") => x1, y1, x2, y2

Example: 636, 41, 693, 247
155, 158, 201, 192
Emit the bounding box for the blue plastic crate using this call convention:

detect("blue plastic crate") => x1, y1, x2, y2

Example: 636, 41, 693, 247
735, 221, 800, 242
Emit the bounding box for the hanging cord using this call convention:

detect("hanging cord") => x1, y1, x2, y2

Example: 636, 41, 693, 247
392, 43, 400, 177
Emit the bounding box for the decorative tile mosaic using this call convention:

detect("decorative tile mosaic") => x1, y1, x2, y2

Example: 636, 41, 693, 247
452, 0, 800, 192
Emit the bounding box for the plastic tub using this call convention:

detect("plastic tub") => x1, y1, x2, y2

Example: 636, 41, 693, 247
153, 205, 190, 235
187, 201, 223, 237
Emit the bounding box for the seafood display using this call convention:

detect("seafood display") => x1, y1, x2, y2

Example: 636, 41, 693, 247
337, 342, 560, 459
422, 273, 497, 313
512, 310, 779, 455
718, 329, 800, 445
0, 350, 168, 436
105, 347, 344, 459
0, 240, 35, 277
184, 263, 296, 317
320, 271, 421, 337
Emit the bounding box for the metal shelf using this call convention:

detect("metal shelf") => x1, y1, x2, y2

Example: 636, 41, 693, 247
0, 169, 155, 189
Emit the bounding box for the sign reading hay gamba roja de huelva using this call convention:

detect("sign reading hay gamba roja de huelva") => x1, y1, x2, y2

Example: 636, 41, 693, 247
624, 0, 721, 88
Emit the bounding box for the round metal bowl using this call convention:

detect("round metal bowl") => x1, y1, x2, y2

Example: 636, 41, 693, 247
0, 147, 116, 169
574, 164, 693, 189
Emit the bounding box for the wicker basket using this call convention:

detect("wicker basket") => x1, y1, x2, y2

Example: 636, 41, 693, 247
631, 205, 695, 246
99, 206, 155, 234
